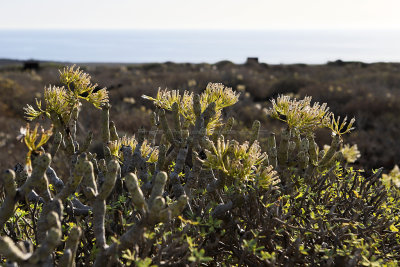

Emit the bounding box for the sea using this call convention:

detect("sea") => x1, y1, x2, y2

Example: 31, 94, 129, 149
1, 29, 400, 64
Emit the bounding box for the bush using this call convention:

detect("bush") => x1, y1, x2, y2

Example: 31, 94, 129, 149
0, 66, 399, 266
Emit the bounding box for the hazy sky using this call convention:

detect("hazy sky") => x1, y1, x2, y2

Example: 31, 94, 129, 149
1, 0, 400, 30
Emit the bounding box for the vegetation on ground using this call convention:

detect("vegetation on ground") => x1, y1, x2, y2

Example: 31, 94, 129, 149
0, 65, 399, 266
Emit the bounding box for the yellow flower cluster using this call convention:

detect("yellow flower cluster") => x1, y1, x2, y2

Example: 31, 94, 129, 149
268, 95, 355, 136
202, 136, 270, 183
143, 83, 240, 134
24, 65, 108, 122
20, 123, 53, 170
108, 135, 159, 163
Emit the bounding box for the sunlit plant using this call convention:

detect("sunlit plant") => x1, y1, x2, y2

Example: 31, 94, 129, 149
268, 95, 355, 137
201, 136, 268, 183
142, 82, 240, 134
19, 123, 53, 171
108, 135, 159, 163
24, 65, 108, 122
1, 66, 400, 267
268, 95, 331, 135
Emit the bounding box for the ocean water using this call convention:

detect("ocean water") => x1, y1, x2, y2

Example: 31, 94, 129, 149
1, 29, 400, 64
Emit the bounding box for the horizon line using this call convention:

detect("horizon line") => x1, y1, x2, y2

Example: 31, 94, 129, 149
1, 27, 400, 31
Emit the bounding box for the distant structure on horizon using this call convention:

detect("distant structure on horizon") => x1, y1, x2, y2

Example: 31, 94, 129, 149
246, 57, 259, 65
23, 60, 40, 70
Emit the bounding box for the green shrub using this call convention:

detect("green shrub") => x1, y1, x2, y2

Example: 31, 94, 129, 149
0, 66, 399, 266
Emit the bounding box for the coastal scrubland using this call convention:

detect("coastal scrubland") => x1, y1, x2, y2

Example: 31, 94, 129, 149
1, 60, 400, 172
0, 62, 400, 266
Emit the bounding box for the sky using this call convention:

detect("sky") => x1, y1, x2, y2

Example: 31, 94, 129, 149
1, 0, 400, 30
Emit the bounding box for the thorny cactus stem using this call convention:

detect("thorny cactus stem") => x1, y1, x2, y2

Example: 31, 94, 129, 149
79, 131, 93, 153
101, 194, 188, 264
132, 129, 149, 183
200, 136, 214, 152
101, 103, 111, 144
319, 134, 341, 168
267, 133, 277, 168
109, 121, 119, 142
46, 166, 64, 193
150, 110, 159, 141
148, 172, 167, 208
202, 102, 216, 127
191, 116, 205, 147
155, 144, 166, 173
184, 155, 202, 195
0, 170, 17, 229
19, 153, 51, 200
249, 120, 261, 147
59, 226, 82, 267
1, 208, 64, 266
121, 145, 133, 177
55, 154, 88, 201
193, 94, 202, 117
103, 144, 112, 163
161, 194, 188, 219
50, 131, 62, 158
148, 197, 166, 222
288, 140, 296, 155
171, 102, 183, 141
212, 200, 233, 219
97, 158, 107, 185
49, 111, 75, 156
297, 138, 310, 170
103, 160, 119, 186
206, 169, 225, 195
159, 109, 174, 144
37, 199, 63, 245
125, 173, 148, 213
69, 106, 79, 141
29, 211, 62, 265
326, 151, 344, 169
0, 236, 31, 262
14, 163, 28, 187
292, 129, 302, 151
307, 135, 318, 164
101, 103, 111, 160
95, 172, 177, 265
31, 160, 52, 203
163, 144, 179, 171
93, 160, 119, 250
170, 146, 187, 199
79, 160, 98, 200
100, 221, 145, 264
278, 127, 291, 167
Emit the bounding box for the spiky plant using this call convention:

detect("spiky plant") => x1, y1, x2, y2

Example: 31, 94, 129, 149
24, 65, 108, 123
1, 67, 399, 267
142, 82, 240, 134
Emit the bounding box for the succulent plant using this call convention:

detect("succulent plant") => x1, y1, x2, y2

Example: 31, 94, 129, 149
0, 67, 399, 266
